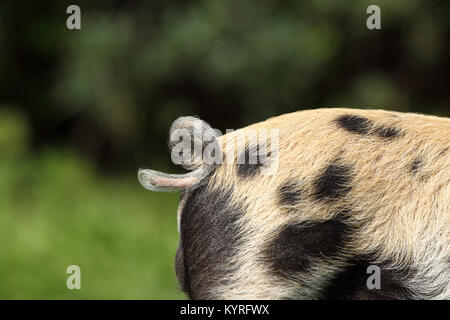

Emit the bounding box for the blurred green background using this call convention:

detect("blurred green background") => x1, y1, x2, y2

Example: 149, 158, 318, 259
0, 0, 449, 299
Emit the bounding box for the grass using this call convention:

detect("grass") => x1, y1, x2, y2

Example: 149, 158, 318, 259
0, 149, 186, 299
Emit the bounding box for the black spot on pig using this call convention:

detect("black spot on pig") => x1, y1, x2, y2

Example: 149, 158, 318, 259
313, 163, 353, 202
336, 115, 372, 135
336, 115, 403, 140
410, 158, 423, 174
322, 257, 412, 300
278, 181, 304, 207
373, 126, 402, 139
265, 219, 349, 276
237, 144, 271, 177
177, 173, 244, 299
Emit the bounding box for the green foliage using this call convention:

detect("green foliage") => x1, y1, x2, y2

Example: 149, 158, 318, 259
0, 148, 185, 299
0, 109, 29, 157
